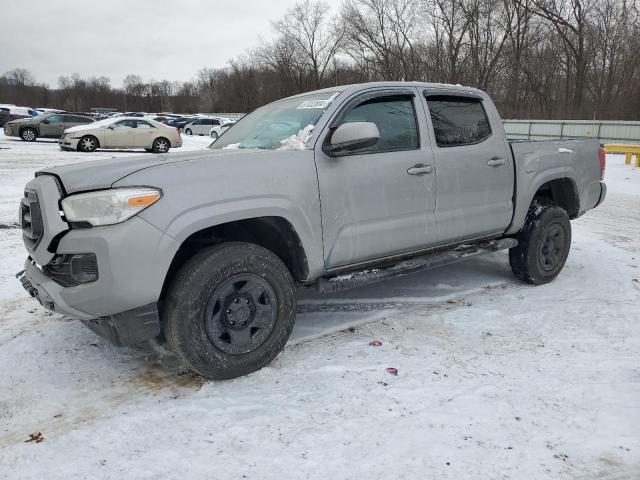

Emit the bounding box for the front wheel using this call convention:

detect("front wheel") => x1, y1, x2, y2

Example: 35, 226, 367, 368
509, 204, 571, 285
210, 131, 218, 140
152, 137, 170, 153
184, 128, 192, 136
78, 135, 98, 152
21, 128, 37, 142
163, 242, 296, 380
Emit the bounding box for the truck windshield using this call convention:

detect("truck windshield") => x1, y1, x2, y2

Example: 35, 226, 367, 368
210, 91, 341, 151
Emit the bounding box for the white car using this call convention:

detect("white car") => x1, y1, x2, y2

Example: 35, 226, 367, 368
183, 117, 230, 136
209, 120, 236, 140
59, 117, 183, 153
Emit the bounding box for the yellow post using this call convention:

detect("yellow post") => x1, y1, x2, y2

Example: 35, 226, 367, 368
603, 144, 640, 167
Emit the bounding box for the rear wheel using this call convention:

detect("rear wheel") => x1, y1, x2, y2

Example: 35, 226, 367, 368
78, 135, 98, 152
152, 137, 170, 153
21, 128, 37, 142
163, 242, 296, 380
509, 204, 571, 285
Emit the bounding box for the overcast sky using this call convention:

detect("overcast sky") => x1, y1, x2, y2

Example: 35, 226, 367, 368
0, 0, 343, 88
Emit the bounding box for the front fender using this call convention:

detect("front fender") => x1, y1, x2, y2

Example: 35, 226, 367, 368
116, 152, 326, 278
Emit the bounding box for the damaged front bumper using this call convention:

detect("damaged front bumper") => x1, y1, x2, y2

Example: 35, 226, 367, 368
17, 262, 161, 346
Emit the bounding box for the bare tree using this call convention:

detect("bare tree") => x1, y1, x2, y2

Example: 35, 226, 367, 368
342, 0, 421, 80
273, 0, 345, 88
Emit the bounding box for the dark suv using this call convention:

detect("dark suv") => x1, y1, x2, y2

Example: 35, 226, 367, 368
0, 108, 10, 127
3, 113, 94, 142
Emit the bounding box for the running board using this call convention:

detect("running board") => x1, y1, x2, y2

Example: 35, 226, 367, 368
316, 238, 518, 294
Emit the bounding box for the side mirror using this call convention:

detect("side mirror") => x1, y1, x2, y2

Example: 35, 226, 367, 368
42, 119, 50, 124
107, 125, 115, 130
326, 122, 380, 156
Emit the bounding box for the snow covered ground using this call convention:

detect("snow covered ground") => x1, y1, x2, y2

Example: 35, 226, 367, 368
0, 133, 638, 479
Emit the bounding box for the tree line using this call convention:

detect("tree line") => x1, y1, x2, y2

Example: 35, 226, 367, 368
2, 0, 639, 120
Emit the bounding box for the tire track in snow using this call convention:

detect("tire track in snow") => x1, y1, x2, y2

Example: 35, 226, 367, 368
291, 282, 525, 346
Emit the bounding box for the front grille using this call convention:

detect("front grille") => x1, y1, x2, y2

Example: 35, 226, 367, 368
21, 190, 44, 251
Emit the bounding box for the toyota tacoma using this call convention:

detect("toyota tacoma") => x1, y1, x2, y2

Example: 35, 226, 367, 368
17, 82, 606, 379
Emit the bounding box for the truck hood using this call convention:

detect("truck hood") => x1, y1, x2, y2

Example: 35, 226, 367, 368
39, 148, 281, 193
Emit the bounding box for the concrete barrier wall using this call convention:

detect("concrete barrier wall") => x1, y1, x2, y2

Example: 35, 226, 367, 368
503, 120, 640, 144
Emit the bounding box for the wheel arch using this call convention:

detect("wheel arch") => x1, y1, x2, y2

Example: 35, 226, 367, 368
79, 134, 101, 149
154, 136, 171, 148
159, 216, 310, 301
19, 124, 39, 136
507, 175, 580, 235
531, 177, 579, 218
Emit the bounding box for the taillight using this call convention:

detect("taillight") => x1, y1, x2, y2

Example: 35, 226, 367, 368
597, 147, 606, 180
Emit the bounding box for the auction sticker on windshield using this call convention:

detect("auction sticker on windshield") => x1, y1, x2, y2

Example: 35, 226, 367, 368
297, 99, 331, 109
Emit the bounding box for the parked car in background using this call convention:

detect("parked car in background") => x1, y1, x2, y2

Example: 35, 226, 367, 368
0, 108, 10, 127
122, 112, 147, 117
151, 116, 173, 124
168, 116, 197, 129
209, 120, 236, 139
184, 117, 231, 136
59, 117, 182, 153
35, 108, 66, 114
3, 112, 94, 141
18, 107, 39, 117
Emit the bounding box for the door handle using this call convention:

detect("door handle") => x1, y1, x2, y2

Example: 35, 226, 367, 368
407, 164, 433, 175
487, 157, 506, 167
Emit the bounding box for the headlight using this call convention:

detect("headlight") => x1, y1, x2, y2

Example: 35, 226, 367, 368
61, 187, 161, 226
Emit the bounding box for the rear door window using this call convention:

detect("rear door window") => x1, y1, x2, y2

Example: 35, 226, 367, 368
425, 95, 492, 147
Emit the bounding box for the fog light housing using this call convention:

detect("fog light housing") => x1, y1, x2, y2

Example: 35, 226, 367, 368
43, 253, 99, 286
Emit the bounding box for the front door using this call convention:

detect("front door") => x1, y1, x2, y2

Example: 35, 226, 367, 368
39, 114, 65, 138
104, 119, 136, 148
422, 92, 514, 244
316, 89, 436, 270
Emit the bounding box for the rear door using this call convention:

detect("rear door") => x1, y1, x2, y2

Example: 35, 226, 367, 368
315, 88, 437, 269
39, 114, 66, 138
134, 120, 156, 147
422, 92, 514, 244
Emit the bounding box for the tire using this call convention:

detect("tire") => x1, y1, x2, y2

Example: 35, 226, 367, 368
210, 131, 218, 140
152, 137, 170, 153
185, 128, 192, 136
163, 242, 297, 380
509, 204, 571, 285
78, 135, 98, 152
21, 127, 37, 142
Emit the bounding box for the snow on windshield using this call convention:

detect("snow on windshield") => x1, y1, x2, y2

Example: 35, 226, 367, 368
277, 124, 314, 151
211, 90, 341, 151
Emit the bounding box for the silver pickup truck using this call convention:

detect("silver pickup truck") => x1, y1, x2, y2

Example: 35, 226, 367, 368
17, 82, 606, 379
